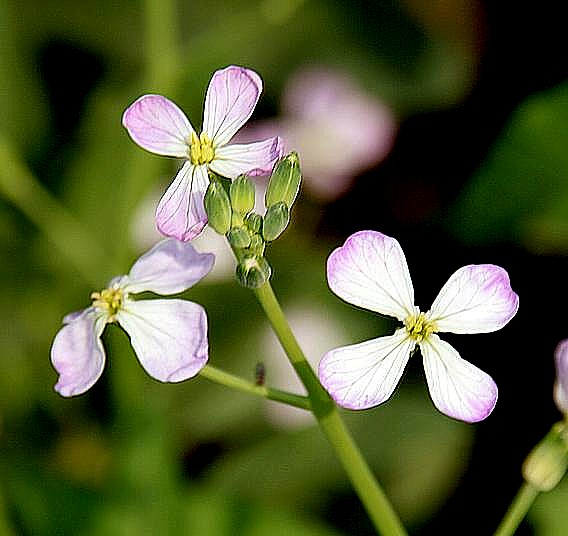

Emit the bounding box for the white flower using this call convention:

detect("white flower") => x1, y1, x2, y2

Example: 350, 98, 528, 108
318, 230, 519, 423
122, 66, 282, 241
51, 239, 214, 396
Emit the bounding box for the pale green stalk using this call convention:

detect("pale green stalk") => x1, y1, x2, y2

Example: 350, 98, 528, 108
253, 282, 407, 536
494, 482, 539, 536
199, 364, 310, 410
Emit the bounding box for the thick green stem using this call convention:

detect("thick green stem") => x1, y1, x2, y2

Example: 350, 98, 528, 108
494, 482, 539, 536
0, 134, 118, 286
199, 364, 311, 410
253, 282, 407, 536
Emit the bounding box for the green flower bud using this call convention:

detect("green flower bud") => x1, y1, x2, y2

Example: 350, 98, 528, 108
230, 175, 256, 215
265, 152, 302, 208
204, 180, 231, 234
227, 227, 252, 249
245, 212, 263, 234
231, 211, 244, 229
249, 234, 266, 256
236, 255, 272, 288
262, 202, 290, 242
522, 423, 568, 491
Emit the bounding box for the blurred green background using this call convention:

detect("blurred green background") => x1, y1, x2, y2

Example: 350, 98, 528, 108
1, 0, 568, 534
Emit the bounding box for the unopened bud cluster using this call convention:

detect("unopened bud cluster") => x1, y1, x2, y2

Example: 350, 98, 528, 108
204, 152, 302, 288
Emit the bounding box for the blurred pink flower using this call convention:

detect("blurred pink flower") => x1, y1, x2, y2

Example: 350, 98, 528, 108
554, 340, 568, 415
237, 66, 397, 201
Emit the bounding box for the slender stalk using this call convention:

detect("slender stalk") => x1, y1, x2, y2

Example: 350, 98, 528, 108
253, 282, 407, 536
494, 482, 539, 536
144, 0, 180, 90
199, 364, 311, 410
0, 134, 118, 286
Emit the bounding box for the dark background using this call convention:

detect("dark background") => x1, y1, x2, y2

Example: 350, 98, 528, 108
1, 0, 568, 534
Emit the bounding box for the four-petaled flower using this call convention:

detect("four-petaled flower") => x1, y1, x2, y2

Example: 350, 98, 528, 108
554, 340, 568, 416
318, 230, 519, 423
122, 65, 282, 242
51, 239, 214, 396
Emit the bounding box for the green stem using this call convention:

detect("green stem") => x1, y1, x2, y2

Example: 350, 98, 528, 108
144, 0, 180, 90
253, 282, 407, 536
0, 134, 118, 286
199, 364, 311, 410
494, 482, 539, 536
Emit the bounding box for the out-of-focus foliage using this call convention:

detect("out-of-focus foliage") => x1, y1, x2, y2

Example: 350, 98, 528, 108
448, 80, 568, 254
2, 0, 568, 534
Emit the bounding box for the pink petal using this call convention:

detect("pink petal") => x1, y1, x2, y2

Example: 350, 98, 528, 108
420, 335, 498, 423
156, 162, 209, 241
51, 309, 107, 397
327, 231, 415, 322
117, 299, 208, 382
554, 339, 568, 413
122, 94, 194, 157
123, 239, 215, 295
202, 66, 263, 147
210, 137, 282, 178
318, 328, 415, 410
427, 264, 519, 334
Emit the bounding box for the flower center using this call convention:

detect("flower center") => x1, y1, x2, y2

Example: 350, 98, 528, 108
91, 286, 124, 322
404, 312, 437, 342
189, 132, 215, 165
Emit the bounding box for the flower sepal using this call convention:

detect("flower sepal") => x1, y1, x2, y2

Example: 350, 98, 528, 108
227, 227, 252, 249
204, 179, 232, 235
236, 255, 272, 289
263, 202, 290, 242
265, 152, 302, 209
230, 175, 256, 215
522, 422, 568, 491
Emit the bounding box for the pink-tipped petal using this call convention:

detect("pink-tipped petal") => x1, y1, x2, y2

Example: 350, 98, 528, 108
156, 162, 209, 241
123, 239, 214, 295
122, 94, 194, 157
318, 328, 415, 410
210, 137, 282, 177
203, 66, 263, 147
118, 299, 208, 382
327, 231, 415, 321
428, 264, 519, 334
554, 339, 568, 413
51, 309, 107, 397
420, 335, 498, 423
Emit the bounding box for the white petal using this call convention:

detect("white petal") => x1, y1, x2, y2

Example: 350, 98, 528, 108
210, 137, 282, 178
122, 238, 214, 295
318, 328, 415, 409
327, 230, 415, 321
155, 162, 209, 242
203, 66, 263, 147
427, 264, 519, 334
420, 335, 497, 423
51, 309, 107, 397
554, 339, 568, 413
117, 299, 208, 382
122, 94, 194, 157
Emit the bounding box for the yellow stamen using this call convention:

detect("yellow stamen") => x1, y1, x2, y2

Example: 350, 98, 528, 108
404, 312, 437, 342
189, 132, 215, 165
91, 287, 124, 322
